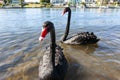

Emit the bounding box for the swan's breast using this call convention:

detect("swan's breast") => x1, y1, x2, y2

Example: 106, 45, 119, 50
39, 45, 68, 79
39, 49, 53, 79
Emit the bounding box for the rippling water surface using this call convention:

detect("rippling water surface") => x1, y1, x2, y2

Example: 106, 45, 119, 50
0, 8, 120, 80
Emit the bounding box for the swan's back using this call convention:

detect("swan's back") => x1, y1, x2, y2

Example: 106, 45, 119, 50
39, 45, 68, 80
63, 32, 100, 45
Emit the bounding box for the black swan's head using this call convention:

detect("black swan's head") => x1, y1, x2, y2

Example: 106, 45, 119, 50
39, 21, 54, 41
62, 7, 71, 15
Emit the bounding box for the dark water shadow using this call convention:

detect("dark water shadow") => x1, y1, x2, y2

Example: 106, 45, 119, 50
65, 56, 88, 80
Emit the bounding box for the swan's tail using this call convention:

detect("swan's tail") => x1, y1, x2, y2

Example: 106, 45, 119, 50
77, 32, 100, 44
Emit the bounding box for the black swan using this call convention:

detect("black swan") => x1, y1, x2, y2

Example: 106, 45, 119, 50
39, 21, 68, 80
61, 7, 100, 45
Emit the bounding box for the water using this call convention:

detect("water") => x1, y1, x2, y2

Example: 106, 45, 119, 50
0, 8, 120, 80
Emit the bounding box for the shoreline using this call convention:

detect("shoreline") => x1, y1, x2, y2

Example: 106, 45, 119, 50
0, 6, 120, 9
1, 4, 120, 9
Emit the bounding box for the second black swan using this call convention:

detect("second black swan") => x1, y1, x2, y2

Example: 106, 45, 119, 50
61, 7, 100, 45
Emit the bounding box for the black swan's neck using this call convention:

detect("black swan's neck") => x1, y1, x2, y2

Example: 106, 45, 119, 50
62, 10, 71, 41
50, 26, 56, 68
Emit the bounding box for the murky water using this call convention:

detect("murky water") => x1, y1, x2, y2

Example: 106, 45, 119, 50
0, 8, 120, 80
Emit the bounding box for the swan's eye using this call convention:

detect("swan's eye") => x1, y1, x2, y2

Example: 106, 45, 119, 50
42, 26, 49, 32
43, 24, 46, 28
43, 23, 49, 28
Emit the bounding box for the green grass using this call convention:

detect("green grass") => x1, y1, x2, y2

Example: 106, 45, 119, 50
24, 3, 43, 8
0, 3, 3, 7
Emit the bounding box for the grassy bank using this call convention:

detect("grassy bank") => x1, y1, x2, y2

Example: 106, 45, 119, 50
1, 3, 120, 8
24, 4, 43, 8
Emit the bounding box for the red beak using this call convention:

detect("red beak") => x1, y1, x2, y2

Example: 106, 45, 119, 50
39, 28, 48, 41
62, 10, 66, 15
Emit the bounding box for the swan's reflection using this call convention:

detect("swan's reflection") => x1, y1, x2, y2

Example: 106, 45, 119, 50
59, 42, 98, 54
